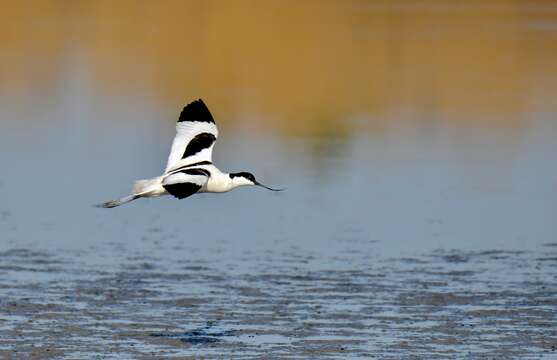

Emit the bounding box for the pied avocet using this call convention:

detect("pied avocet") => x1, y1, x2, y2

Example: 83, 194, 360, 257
98, 99, 282, 208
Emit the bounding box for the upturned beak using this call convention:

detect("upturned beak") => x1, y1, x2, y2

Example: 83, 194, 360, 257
255, 181, 284, 191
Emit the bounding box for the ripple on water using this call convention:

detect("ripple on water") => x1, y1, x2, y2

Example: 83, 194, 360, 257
0, 245, 556, 358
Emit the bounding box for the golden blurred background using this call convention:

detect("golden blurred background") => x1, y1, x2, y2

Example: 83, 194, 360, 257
1, 0, 557, 137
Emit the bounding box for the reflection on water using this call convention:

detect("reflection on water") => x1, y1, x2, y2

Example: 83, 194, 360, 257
0, 1, 556, 357
2, 1, 557, 134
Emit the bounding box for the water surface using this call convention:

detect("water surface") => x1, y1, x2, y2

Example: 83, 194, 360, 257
0, 1, 556, 358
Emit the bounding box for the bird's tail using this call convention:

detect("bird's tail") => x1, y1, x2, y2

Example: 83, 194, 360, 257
96, 194, 139, 208
132, 177, 160, 194
97, 177, 160, 209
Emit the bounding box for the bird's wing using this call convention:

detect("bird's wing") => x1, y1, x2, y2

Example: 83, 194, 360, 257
165, 99, 219, 173
162, 168, 209, 199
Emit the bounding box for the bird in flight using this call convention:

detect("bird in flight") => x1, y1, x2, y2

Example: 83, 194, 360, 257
98, 99, 282, 208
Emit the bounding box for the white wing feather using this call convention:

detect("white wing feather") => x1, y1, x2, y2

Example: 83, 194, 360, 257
165, 121, 218, 172
164, 99, 219, 173
162, 171, 208, 187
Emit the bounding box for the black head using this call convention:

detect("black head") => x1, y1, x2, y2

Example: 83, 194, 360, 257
230, 172, 256, 183
229, 172, 283, 191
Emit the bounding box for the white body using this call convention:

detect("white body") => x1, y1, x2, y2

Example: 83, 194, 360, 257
135, 164, 252, 198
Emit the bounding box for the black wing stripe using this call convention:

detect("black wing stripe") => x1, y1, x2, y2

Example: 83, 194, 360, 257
163, 182, 202, 199
178, 99, 215, 124
180, 168, 211, 177
182, 133, 216, 159
166, 161, 212, 174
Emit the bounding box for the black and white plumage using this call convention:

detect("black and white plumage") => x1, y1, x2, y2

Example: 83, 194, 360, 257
99, 99, 282, 208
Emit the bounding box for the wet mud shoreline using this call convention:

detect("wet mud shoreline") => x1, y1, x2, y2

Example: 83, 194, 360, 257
1, 245, 556, 359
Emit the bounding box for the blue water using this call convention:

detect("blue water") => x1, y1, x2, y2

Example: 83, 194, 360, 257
0, 100, 555, 263
1, 3, 556, 356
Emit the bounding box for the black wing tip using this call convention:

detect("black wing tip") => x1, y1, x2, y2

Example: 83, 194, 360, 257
178, 98, 215, 124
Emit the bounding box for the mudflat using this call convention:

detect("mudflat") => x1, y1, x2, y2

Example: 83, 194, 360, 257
1, 244, 555, 358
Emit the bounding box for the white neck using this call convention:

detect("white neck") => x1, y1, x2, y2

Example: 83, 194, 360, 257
204, 172, 253, 193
